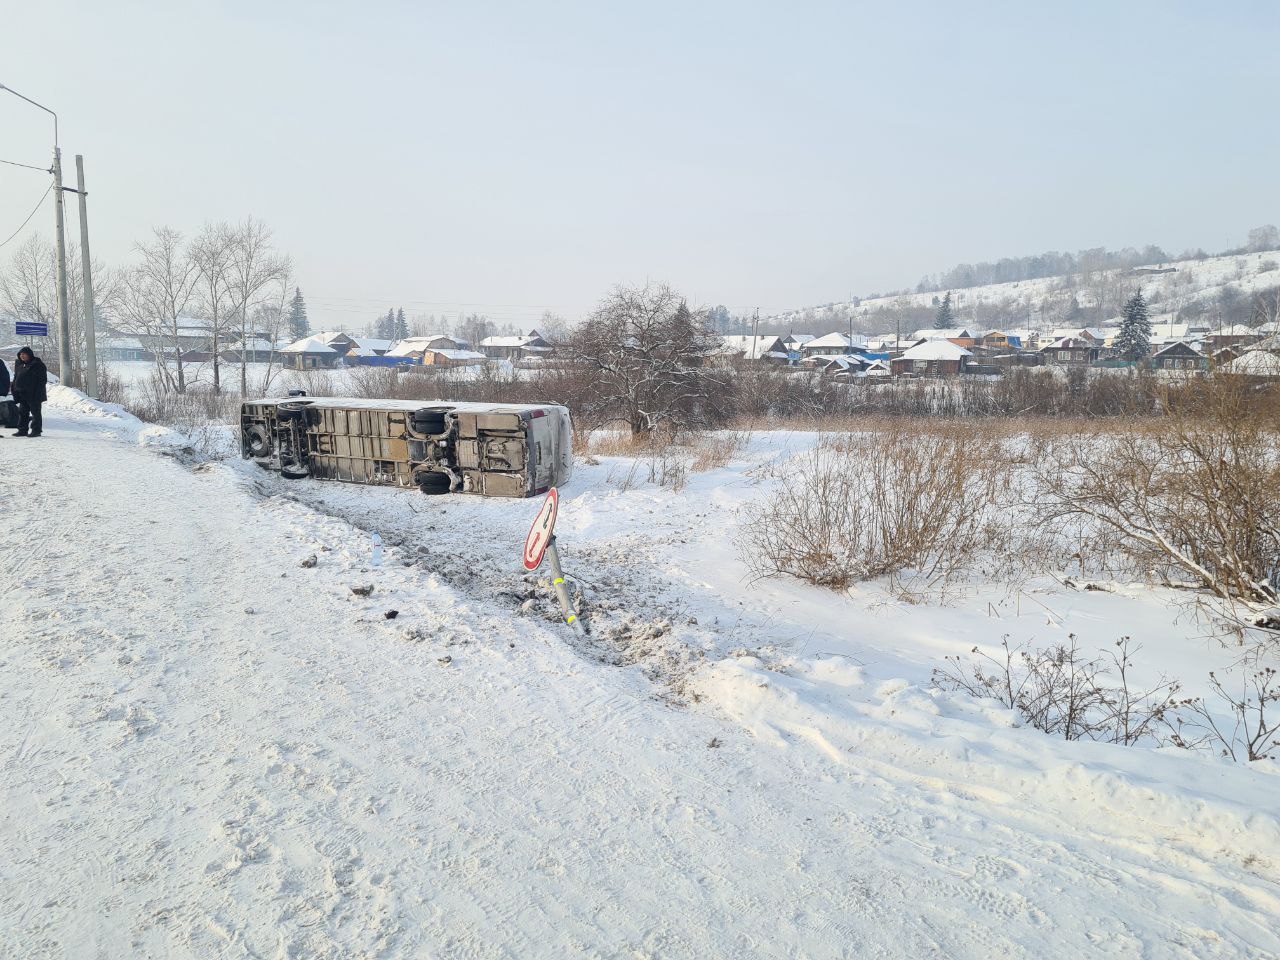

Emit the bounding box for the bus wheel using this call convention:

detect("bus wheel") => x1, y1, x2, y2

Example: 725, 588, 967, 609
417, 471, 451, 495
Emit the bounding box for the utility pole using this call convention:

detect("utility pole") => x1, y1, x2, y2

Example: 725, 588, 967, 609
750, 307, 760, 361
52, 147, 74, 387
74, 154, 98, 397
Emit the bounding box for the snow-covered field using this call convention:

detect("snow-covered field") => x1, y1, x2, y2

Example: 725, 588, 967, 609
2, 390, 1279, 958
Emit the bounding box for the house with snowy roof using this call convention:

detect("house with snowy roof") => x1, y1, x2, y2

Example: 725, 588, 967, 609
279, 336, 342, 370
1149, 341, 1207, 372
799, 332, 868, 357
479, 331, 554, 361
715, 335, 788, 363
890, 339, 973, 377
909, 327, 977, 347
385, 335, 470, 361
1041, 336, 1100, 366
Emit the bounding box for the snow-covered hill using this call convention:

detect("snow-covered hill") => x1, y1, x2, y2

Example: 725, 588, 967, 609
773, 249, 1280, 334
2, 390, 1278, 958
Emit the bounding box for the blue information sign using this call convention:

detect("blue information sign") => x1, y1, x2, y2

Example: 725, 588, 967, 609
14, 321, 48, 337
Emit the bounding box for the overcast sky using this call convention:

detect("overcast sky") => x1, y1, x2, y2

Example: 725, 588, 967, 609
1, 0, 1276, 330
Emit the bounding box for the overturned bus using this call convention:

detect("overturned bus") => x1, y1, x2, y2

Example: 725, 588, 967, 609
240, 396, 573, 498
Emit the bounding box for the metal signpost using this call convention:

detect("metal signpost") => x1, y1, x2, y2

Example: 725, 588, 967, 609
522, 487, 580, 632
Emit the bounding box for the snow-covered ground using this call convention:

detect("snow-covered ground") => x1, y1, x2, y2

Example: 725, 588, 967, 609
2, 391, 1279, 958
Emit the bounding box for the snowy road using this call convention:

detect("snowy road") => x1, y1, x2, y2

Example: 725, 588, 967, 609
1, 396, 1278, 958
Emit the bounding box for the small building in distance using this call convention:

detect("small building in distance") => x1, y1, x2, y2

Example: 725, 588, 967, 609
385, 335, 471, 362
715, 334, 788, 363
909, 327, 977, 348
279, 336, 342, 370
800, 332, 868, 357
418, 348, 487, 368
890, 339, 973, 377
479, 330, 555, 361
100, 336, 152, 362
1149, 341, 1208, 372
1041, 336, 1099, 366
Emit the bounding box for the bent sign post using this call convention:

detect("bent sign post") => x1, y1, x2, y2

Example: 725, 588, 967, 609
522, 488, 580, 632
522, 487, 558, 571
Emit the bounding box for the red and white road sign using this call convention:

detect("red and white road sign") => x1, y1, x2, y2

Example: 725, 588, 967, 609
522, 487, 558, 571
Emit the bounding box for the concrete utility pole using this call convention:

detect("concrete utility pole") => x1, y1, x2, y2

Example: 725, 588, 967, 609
52, 147, 75, 388
750, 307, 760, 361
75, 154, 98, 397
0, 82, 72, 382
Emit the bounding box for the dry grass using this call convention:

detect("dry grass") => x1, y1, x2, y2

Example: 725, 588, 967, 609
587, 429, 749, 492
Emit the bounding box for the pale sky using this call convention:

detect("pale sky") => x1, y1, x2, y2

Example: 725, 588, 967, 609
2, 0, 1276, 330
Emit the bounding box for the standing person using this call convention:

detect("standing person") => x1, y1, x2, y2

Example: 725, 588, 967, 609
11, 346, 48, 438
0, 357, 10, 438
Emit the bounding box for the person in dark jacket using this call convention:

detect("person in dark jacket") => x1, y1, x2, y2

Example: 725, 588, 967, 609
0, 357, 10, 436
11, 347, 48, 438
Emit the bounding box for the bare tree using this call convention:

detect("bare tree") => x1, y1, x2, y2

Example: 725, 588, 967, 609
251, 277, 294, 396
224, 218, 291, 396
565, 283, 726, 436
190, 222, 235, 394
0, 233, 119, 383
118, 228, 201, 394
1252, 286, 1280, 329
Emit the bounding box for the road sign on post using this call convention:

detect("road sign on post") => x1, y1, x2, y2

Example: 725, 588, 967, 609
521, 487, 581, 633
522, 487, 559, 571
15, 322, 49, 337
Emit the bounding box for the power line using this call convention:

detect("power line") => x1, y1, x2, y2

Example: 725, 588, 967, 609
0, 156, 51, 174
0, 180, 52, 250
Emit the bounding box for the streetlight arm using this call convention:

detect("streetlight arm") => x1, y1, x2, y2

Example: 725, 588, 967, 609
0, 81, 58, 146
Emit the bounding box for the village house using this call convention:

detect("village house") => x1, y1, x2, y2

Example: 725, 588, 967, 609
977, 330, 1022, 350
1004, 329, 1042, 349
221, 337, 277, 363
800, 332, 867, 357
1049, 326, 1108, 345
1148, 341, 1208, 372
279, 336, 342, 370
890, 339, 973, 377
816, 355, 891, 379
99, 336, 152, 362
479, 330, 555, 361
909, 327, 977, 347
311, 331, 359, 356
1041, 336, 1100, 366
781, 333, 815, 355
416, 348, 487, 368
384, 335, 470, 361
1210, 345, 1242, 367
1202, 324, 1274, 353
715, 334, 788, 363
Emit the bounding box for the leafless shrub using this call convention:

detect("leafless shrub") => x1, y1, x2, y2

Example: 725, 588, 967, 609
933, 635, 1185, 746
737, 423, 1009, 591
1167, 666, 1280, 762
346, 366, 403, 399
1034, 375, 1280, 606
94, 364, 128, 407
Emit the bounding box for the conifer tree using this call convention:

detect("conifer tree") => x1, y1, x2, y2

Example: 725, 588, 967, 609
935, 291, 956, 328
287, 287, 310, 340
394, 307, 408, 340
1115, 289, 1152, 362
